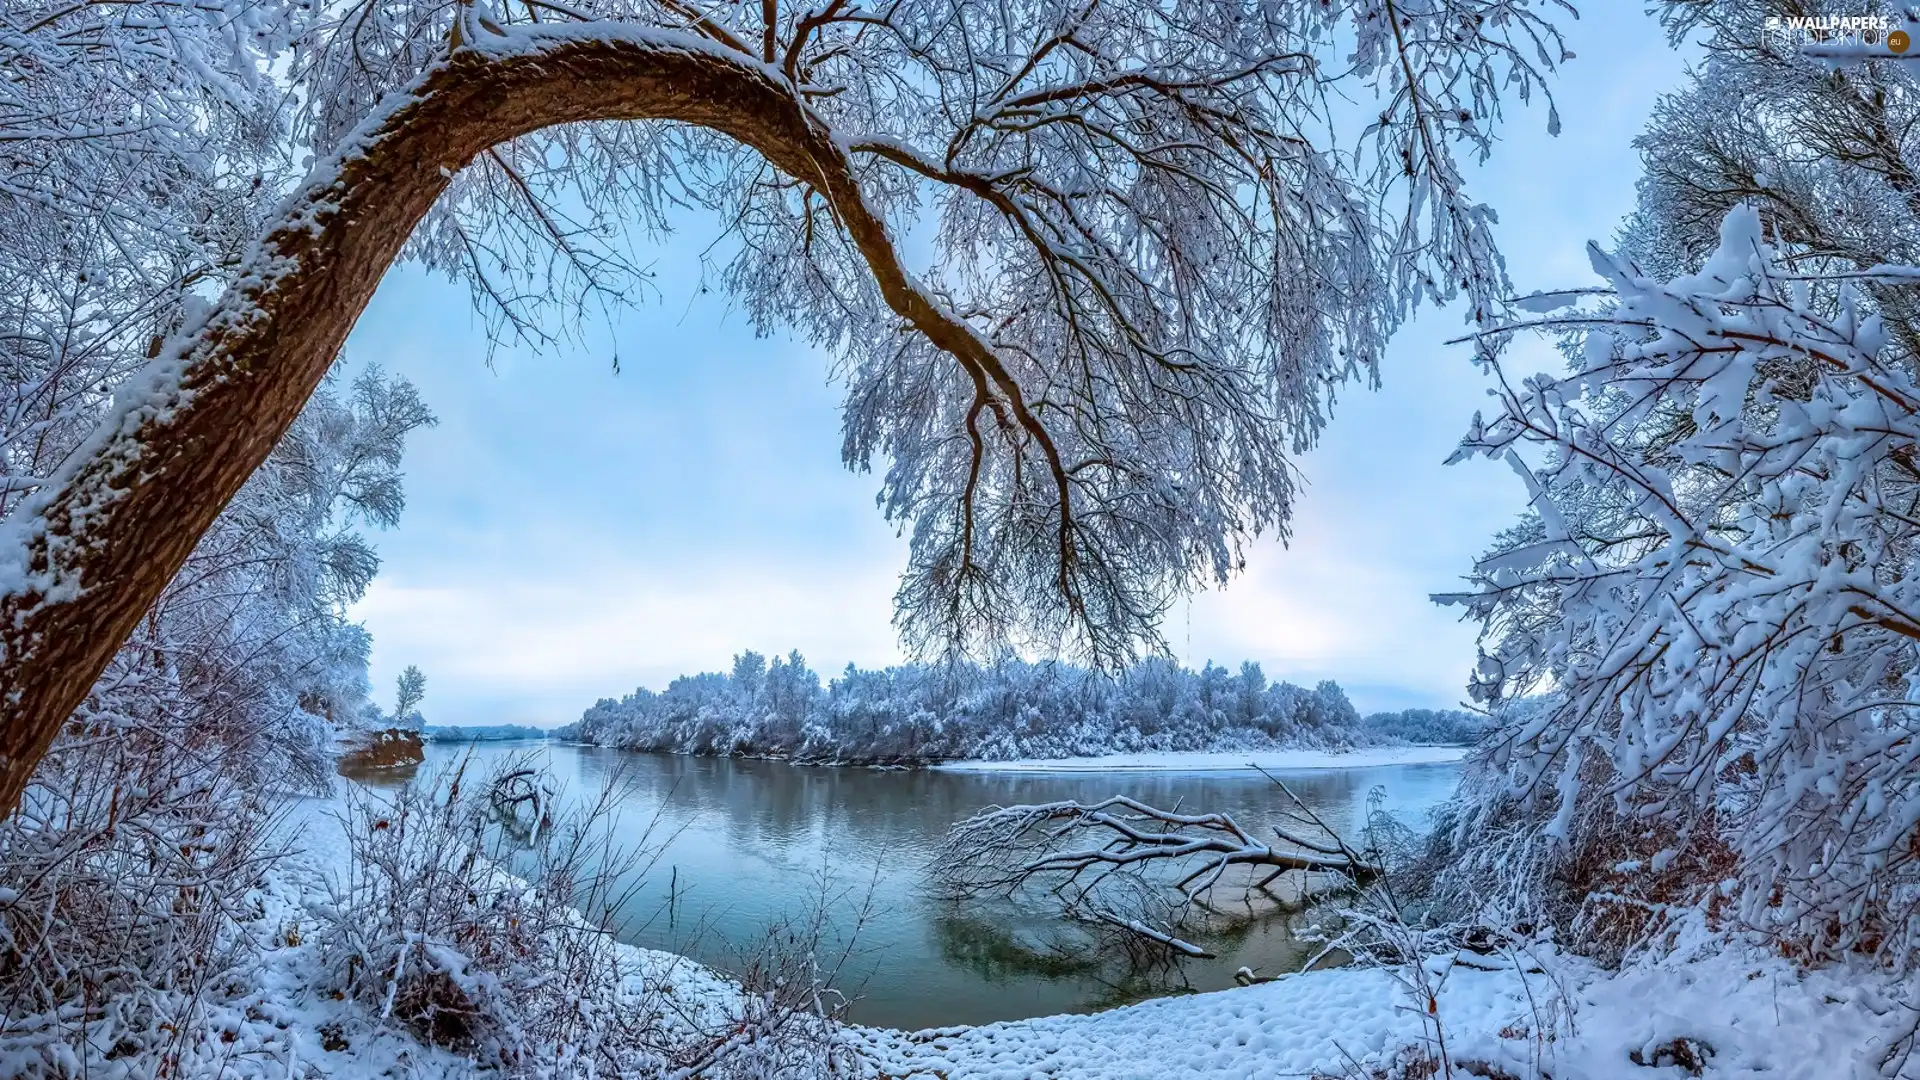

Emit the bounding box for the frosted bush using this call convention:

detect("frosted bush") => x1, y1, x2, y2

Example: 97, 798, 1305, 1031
1444, 206, 1920, 970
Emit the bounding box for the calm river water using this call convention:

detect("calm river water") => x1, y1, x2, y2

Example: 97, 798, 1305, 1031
396, 742, 1460, 1029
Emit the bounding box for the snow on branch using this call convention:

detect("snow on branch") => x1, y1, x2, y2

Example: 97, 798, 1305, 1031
0, 0, 1572, 814
1443, 204, 1920, 969
931, 794, 1378, 957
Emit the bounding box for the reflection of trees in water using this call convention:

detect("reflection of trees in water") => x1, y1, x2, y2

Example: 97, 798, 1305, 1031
933, 913, 1101, 981
931, 910, 1203, 1009
931, 906, 1322, 1012
932, 890, 1332, 1010
566, 745, 1408, 857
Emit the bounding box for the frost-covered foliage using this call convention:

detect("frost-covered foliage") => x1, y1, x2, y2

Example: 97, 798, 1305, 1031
558, 651, 1377, 762
1443, 202, 1920, 966
1433, 3, 1920, 976
0, 0, 295, 452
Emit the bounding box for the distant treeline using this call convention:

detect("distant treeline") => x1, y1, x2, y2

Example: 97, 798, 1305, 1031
421, 724, 549, 743
1360, 708, 1487, 746
555, 651, 1485, 764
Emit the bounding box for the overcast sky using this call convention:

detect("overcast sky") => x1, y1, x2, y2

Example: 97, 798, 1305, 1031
341, 10, 1692, 728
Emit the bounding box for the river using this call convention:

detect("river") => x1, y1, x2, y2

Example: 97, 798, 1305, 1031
392, 742, 1462, 1029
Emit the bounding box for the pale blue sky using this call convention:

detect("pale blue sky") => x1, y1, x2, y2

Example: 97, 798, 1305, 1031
343, 9, 1691, 727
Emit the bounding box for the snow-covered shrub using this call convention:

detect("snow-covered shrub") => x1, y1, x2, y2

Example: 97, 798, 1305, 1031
1442, 206, 1920, 970
0, 755, 275, 1070
0, 371, 431, 1071
1405, 736, 1737, 975
324, 756, 634, 1061
320, 756, 856, 1077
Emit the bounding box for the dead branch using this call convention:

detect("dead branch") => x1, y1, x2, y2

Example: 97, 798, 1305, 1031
931, 794, 1378, 957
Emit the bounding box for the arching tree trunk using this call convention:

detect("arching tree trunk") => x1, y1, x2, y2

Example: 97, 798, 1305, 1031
0, 25, 1021, 814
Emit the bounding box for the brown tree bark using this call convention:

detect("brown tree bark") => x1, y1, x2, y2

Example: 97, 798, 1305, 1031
0, 26, 1042, 814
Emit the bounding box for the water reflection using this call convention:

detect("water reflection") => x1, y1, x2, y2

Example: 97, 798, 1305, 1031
402, 742, 1460, 1029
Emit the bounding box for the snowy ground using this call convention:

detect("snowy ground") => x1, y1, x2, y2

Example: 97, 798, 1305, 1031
852, 948, 1909, 1079
78, 793, 751, 1080
853, 961, 1545, 1079
933, 745, 1469, 773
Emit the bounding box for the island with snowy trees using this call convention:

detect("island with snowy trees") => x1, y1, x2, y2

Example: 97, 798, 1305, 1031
555, 652, 1486, 764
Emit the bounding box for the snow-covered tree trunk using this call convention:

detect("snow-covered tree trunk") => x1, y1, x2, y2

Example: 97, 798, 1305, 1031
932, 792, 1384, 956
0, 26, 991, 811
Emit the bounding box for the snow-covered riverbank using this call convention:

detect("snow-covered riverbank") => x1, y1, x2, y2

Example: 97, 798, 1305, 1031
93, 787, 1906, 1080
933, 745, 1469, 773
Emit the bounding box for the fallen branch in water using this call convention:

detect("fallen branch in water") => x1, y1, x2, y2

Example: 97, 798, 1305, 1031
931, 794, 1380, 957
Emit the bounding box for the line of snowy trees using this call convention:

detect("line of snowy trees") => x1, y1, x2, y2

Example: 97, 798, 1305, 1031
423, 724, 549, 742
557, 651, 1482, 763
1362, 707, 1491, 747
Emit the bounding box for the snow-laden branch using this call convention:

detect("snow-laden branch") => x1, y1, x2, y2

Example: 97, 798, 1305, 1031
1443, 204, 1920, 969
931, 794, 1377, 956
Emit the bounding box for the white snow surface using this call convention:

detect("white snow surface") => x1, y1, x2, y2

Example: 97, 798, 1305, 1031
854, 963, 1541, 1078
934, 745, 1469, 773
853, 947, 1905, 1079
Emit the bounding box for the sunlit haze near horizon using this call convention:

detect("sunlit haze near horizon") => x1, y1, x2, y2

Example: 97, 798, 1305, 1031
343, 11, 1689, 728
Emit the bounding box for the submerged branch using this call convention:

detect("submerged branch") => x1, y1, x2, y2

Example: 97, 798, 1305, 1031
930, 794, 1379, 957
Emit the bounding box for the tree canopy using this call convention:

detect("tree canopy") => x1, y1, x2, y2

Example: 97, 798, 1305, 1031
0, 0, 1568, 808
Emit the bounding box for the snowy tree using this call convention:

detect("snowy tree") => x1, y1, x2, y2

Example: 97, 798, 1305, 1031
1445, 207, 1920, 967
1432, 2, 1920, 975
0, 0, 1573, 809
394, 664, 429, 728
